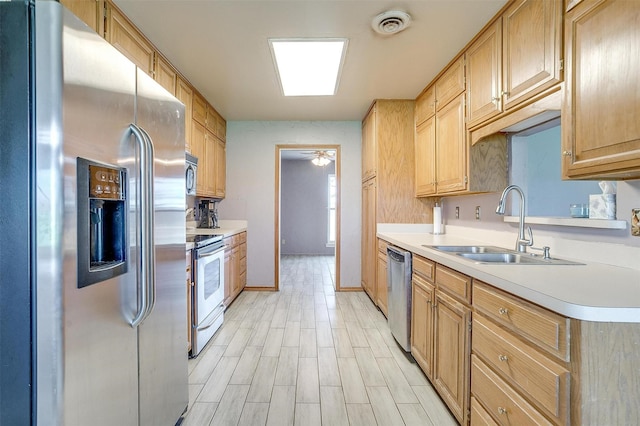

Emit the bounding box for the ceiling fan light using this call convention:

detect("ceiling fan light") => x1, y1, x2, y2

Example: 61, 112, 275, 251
311, 156, 331, 167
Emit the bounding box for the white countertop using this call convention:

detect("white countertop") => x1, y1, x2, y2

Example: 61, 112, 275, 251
378, 229, 640, 323
186, 219, 248, 239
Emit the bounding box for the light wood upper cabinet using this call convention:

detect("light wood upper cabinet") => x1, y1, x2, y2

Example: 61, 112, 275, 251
154, 54, 177, 95
502, 0, 562, 109
435, 57, 465, 110
61, 0, 105, 35
191, 121, 207, 195
176, 77, 193, 152
415, 116, 436, 196
466, 0, 562, 129
362, 107, 377, 182
435, 93, 467, 194
105, 4, 154, 76
562, 0, 640, 179
214, 138, 226, 199
466, 20, 502, 127
192, 92, 207, 126
415, 86, 435, 126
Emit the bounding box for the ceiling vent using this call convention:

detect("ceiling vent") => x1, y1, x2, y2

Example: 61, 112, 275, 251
371, 11, 412, 35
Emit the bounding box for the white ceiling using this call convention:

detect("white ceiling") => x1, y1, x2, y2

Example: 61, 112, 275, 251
113, 0, 507, 121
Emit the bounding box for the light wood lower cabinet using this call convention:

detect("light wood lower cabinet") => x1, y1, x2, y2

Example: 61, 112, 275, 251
361, 179, 376, 300
376, 240, 388, 317
223, 232, 247, 307
434, 290, 471, 425
411, 273, 435, 379
186, 249, 192, 352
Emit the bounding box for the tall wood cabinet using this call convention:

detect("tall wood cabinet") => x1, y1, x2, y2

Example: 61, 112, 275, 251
562, 0, 640, 179
192, 92, 226, 199
361, 100, 433, 311
176, 77, 193, 153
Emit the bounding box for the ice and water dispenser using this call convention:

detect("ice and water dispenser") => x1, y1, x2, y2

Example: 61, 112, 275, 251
77, 158, 128, 288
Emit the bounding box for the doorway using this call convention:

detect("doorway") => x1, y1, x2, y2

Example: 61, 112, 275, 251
275, 145, 341, 291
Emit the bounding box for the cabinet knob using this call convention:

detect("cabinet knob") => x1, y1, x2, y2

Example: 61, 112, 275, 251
498, 354, 508, 362
501, 91, 510, 96
492, 97, 500, 102
562, 150, 572, 157
498, 407, 507, 415
498, 307, 509, 315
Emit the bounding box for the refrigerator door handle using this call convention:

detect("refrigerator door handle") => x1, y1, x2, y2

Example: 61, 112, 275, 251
138, 126, 156, 321
128, 123, 152, 328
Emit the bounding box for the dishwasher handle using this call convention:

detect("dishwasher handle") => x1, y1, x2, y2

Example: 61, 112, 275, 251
387, 246, 409, 263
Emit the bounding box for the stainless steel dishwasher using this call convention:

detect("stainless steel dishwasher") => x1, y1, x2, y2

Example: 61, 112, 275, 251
387, 245, 412, 352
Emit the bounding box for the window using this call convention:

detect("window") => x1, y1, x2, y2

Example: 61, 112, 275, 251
327, 174, 337, 246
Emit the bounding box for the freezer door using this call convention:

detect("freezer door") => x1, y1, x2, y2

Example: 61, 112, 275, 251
135, 68, 188, 425
57, 6, 139, 426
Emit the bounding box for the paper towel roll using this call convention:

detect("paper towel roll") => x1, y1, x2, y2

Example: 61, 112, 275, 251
433, 204, 442, 234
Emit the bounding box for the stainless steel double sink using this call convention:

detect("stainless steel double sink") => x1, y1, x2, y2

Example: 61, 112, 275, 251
423, 245, 584, 265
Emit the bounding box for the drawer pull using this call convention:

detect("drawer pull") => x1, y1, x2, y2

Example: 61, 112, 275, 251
498, 354, 508, 362
498, 307, 509, 315
498, 407, 507, 415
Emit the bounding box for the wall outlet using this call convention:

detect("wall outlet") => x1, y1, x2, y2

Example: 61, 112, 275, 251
475, 206, 481, 220
632, 209, 640, 236
455, 206, 460, 219
282, 239, 286, 245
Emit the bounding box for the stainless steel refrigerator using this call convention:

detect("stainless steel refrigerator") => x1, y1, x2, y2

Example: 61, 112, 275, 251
0, 2, 188, 425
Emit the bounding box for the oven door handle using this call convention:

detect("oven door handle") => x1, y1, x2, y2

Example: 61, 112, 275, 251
198, 247, 225, 258
197, 305, 225, 331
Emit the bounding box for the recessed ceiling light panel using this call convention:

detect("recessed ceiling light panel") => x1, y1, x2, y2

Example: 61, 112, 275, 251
372, 10, 412, 35
269, 38, 348, 97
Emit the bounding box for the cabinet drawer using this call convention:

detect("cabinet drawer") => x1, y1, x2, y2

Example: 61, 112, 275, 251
413, 255, 435, 282
378, 239, 388, 253
473, 281, 569, 361
436, 264, 471, 304
473, 315, 569, 425
471, 355, 553, 426
471, 396, 499, 426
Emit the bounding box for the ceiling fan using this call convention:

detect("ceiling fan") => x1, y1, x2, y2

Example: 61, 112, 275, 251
300, 150, 335, 166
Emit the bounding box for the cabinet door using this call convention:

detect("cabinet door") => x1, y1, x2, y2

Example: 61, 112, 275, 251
502, 0, 562, 110
191, 121, 207, 196
192, 92, 207, 126
214, 138, 226, 199
176, 78, 193, 152
154, 54, 177, 95
415, 86, 436, 125
435, 56, 465, 110
362, 106, 377, 182
361, 179, 376, 299
436, 94, 467, 194
232, 246, 241, 297
563, 0, 640, 179
204, 132, 216, 197
376, 250, 388, 317
434, 291, 471, 425
106, 5, 154, 76
415, 117, 436, 197
466, 20, 502, 127
61, 0, 105, 35
223, 247, 232, 306
411, 276, 434, 379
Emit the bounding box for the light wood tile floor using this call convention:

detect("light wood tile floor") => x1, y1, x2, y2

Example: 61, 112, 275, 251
183, 255, 457, 426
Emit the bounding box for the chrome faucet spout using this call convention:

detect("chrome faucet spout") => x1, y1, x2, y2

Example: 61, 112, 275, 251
496, 185, 533, 253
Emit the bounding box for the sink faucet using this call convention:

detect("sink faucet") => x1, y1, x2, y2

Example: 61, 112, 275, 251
496, 185, 533, 253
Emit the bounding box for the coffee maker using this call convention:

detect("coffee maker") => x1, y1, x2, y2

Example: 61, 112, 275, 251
197, 200, 219, 229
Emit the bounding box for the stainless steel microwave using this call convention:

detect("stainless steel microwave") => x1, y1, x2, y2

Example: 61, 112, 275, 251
185, 153, 198, 196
